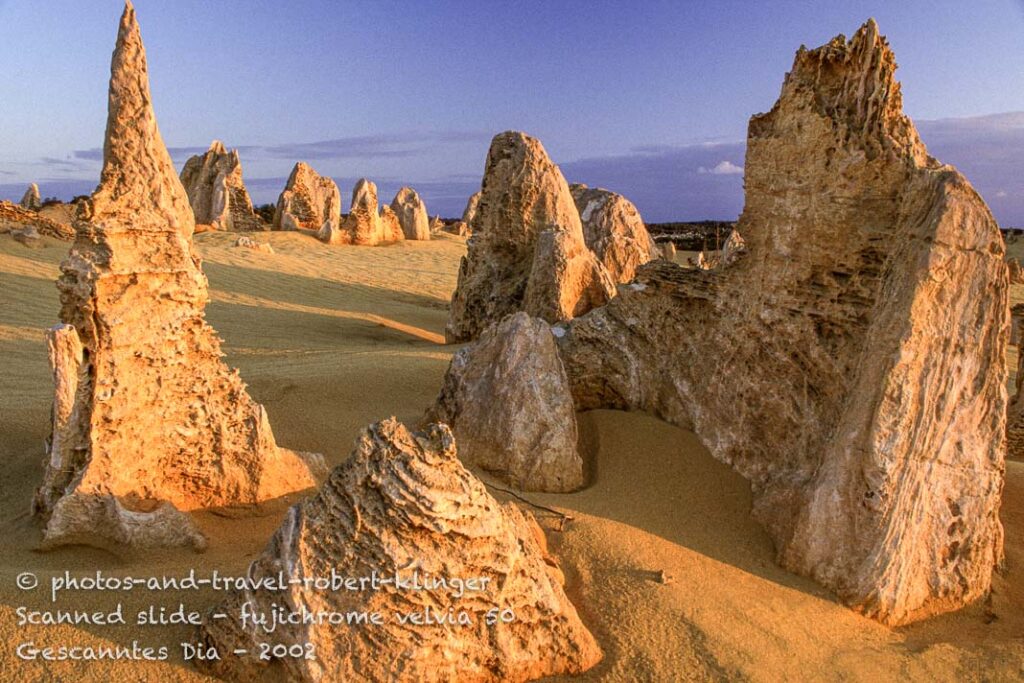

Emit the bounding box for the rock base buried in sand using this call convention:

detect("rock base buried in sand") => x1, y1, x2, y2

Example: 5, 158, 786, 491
198, 418, 601, 682
430, 312, 584, 492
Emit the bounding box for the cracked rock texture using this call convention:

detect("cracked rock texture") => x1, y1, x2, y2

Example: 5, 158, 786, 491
33, 2, 324, 552
453, 21, 1008, 626
570, 183, 657, 283
446, 132, 615, 343
198, 418, 601, 682
179, 140, 263, 231
273, 162, 341, 232
430, 312, 584, 492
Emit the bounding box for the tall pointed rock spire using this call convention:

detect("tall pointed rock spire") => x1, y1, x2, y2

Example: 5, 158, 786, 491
91, 1, 194, 235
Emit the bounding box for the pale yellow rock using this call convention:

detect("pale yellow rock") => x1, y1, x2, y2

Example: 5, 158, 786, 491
570, 183, 657, 282
430, 312, 584, 492
198, 418, 601, 682
390, 186, 430, 240
33, 2, 324, 552
451, 21, 1009, 626
273, 161, 341, 232
446, 132, 615, 342
19, 183, 40, 210
179, 140, 263, 231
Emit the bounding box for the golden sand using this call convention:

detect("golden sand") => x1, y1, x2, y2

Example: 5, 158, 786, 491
0, 230, 1021, 681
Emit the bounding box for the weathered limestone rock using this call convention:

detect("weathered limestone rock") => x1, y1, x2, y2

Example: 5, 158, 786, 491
33, 2, 324, 552
0, 200, 74, 240
12, 225, 42, 248
693, 230, 746, 271
446, 132, 615, 343
338, 178, 378, 245
447, 220, 470, 236
1007, 256, 1024, 284
570, 183, 657, 282
660, 241, 677, 261
430, 313, 583, 492
1008, 336, 1024, 460
234, 235, 274, 253
198, 418, 601, 682
463, 190, 481, 227
273, 162, 341, 232
454, 21, 1008, 626
179, 140, 263, 231
20, 183, 41, 210
380, 205, 405, 243
390, 186, 430, 240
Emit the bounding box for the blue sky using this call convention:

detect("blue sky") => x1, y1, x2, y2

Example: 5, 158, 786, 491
1, 1, 1023, 223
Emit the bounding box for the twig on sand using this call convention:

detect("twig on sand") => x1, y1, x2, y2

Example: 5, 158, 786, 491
483, 482, 574, 529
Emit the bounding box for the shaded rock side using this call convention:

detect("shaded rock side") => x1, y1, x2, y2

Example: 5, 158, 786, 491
179, 140, 263, 231
20, 183, 41, 210
390, 186, 431, 240
660, 241, 677, 261
430, 312, 584, 492
197, 418, 602, 682
33, 2, 324, 551
445, 132, 615, 343
570, 183, 658, 282
462, 190, 482, 227
273, 162, 341, 231
553, 21, 1005, 625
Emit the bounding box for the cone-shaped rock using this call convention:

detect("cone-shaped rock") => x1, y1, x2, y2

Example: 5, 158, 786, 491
390, 186, 430, 240
179, 140, 263, 231
445, 21, 1009, 626
445, 132, 615, 343
20, 183, 41, 210
570, 183, 658, 283
197, 418, 601, 682
273, 161, 341, 232
33, 2, 324, 551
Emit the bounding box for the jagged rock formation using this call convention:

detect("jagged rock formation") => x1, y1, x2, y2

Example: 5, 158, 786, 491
693, 229, 747, 270
446, 132, 616, 343
446, 21, 1009, 626
430, 214, 446, 234
660, 241, 677, 261
179, 140, 263, 231
390, 186, 430, 240
33, 2, 324, 552
430, 313, 583, 492
20, 183, 41, 210
0, 200, 74, 240
198, 418, 601, 682
447, 220, 470, 236
379, 205, 404, 242
462, 190, 481, 229
273, 162, 341, 232
570, 183, 657, 282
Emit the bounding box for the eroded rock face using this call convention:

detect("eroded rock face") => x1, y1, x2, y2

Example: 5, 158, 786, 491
430, 214, 446, 234
273, 162, 341, 232
33, 2, 324, 551
1007, 256, 1024, 284
458, 21, 1008, 626
198, 418, 601, 682
446, 132, 615, 343
0, 200, 74, 240
430, 312, 583, 492
660, 241, 677, 261
20, 183, 41, 210
179, 140, 263, 231
390, 186, 430, 240
570, 183, 657, 282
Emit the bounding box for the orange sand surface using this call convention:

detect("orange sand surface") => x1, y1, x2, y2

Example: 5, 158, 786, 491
0, 230, 1021, 681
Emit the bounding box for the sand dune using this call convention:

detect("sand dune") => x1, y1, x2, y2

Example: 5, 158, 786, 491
0, 230, 1021, 681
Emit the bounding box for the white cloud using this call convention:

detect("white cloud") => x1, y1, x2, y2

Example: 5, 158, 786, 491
698, 160, 743, 175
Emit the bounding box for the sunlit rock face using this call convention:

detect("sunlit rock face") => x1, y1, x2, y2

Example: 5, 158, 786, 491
570, 183, 658, 283
33, 2, 324, 552
179, 140, 263, 231
390, 186, 431, 240
198, 418, 602, 682
20, 183, 41, 210
446, 132, 615, 343
447, 21, 1008, 626
273, 161, 341, 232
